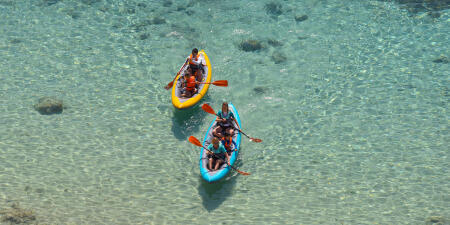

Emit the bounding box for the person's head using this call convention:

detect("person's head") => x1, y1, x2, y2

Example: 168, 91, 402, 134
222, 102, 229, 113
225, 128, 233, 137
212, 137, 220, 148
192, 48, 198, 57
186, 66, 193, 75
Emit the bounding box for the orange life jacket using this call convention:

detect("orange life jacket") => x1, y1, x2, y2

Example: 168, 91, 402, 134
185, 76, 196, 91
188, 54, 200, 67
222, 136, 233, 150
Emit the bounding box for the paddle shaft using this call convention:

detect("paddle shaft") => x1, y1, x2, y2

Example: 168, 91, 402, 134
235, 127, 250, 139
165, 61, 188, 89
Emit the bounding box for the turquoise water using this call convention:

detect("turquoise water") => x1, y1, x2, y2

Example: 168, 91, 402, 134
0, 0, 448, 224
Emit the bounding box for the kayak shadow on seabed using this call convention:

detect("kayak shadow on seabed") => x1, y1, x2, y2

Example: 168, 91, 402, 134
197, 172, 238, 212
170, 103, 207, 141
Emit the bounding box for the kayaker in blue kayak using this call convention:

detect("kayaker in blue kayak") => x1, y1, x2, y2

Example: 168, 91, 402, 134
212, 102, 236, 138
207, 137, 230, 171
221, 129, 236, 156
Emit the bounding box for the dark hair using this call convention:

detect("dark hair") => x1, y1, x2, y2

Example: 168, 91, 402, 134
192, 48, 198, 54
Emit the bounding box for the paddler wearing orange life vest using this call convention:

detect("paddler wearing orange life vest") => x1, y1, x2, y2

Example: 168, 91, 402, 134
221, 128, 236, 156
180, 67, 198, 98
183, 48, 205, 82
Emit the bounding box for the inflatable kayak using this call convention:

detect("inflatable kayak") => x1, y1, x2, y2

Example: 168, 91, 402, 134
200, 103, 242, 182
171, 50, 212, 109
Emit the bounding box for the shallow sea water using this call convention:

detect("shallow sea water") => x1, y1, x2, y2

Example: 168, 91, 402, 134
0, 0, 448, 224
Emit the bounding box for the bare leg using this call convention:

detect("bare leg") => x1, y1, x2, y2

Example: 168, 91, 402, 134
208, 158, 214, 171
214, 159, 223, 170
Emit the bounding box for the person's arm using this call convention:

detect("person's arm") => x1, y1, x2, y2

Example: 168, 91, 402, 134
230, 112, 235, 121
206, 144, 212, 155
225, 151, 230, 163
199, 58, 206, 67
215, 111, 222, 122
232, 140, 237, 149
179, 77, 185, 88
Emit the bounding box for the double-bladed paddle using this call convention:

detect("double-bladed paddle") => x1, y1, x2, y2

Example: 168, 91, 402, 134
201, 104, 262, 143
165, 62, 228, 89
164, 63, 187, 90
188, 136, 250, 176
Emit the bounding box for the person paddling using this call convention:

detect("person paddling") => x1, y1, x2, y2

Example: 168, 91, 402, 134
164, 48, 204, 90
207, 137, 230, 171
183, 48, 205, 82
212, 102, 236, 138
181, 69, 198, 98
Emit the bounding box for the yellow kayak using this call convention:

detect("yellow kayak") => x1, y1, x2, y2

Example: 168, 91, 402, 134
171, 50, 212, 109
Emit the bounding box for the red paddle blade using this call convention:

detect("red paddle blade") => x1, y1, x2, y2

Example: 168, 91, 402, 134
212, 80, 228, 87
188, 136, 202, 147
164, 81, 174, 90
235, 169, 251, 176
201, 104, 216, 115
250, 138, 262, 143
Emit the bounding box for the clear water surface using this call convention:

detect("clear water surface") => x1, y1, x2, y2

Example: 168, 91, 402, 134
0, 0, 448, 224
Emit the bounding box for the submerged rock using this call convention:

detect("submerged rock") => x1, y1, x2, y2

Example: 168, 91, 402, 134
34, 97, 64, 115
0, 1, 14, 6
137, 3, 147, 8
239, 40, 263, 52
131, 16, 166, 31
425, 216, 446, 225
176, 6, 187, 11
253, 86, 268, 94
81, 0, 100, 5
0, 203, 36, 224
163, 0, 172, 7
267, 39, 283, 47
295, 15, 308, 22
386, 0, 450, 13
432, 55, 449, 64
9, 38, 22, 44
138, 33, 150, 40
150, 16, 166, 25
272, 52, 287, 64
67, 10, 82, 19
428, 11, 441, 18
43, 0, 60, 6
265, 2, 283, 16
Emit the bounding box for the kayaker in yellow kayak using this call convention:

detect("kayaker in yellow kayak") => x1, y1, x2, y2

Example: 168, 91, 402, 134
180, 69, 198, 98
181, 48, 205, 82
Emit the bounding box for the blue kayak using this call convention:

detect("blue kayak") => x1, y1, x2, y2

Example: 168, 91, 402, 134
199, 103, 242, 182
